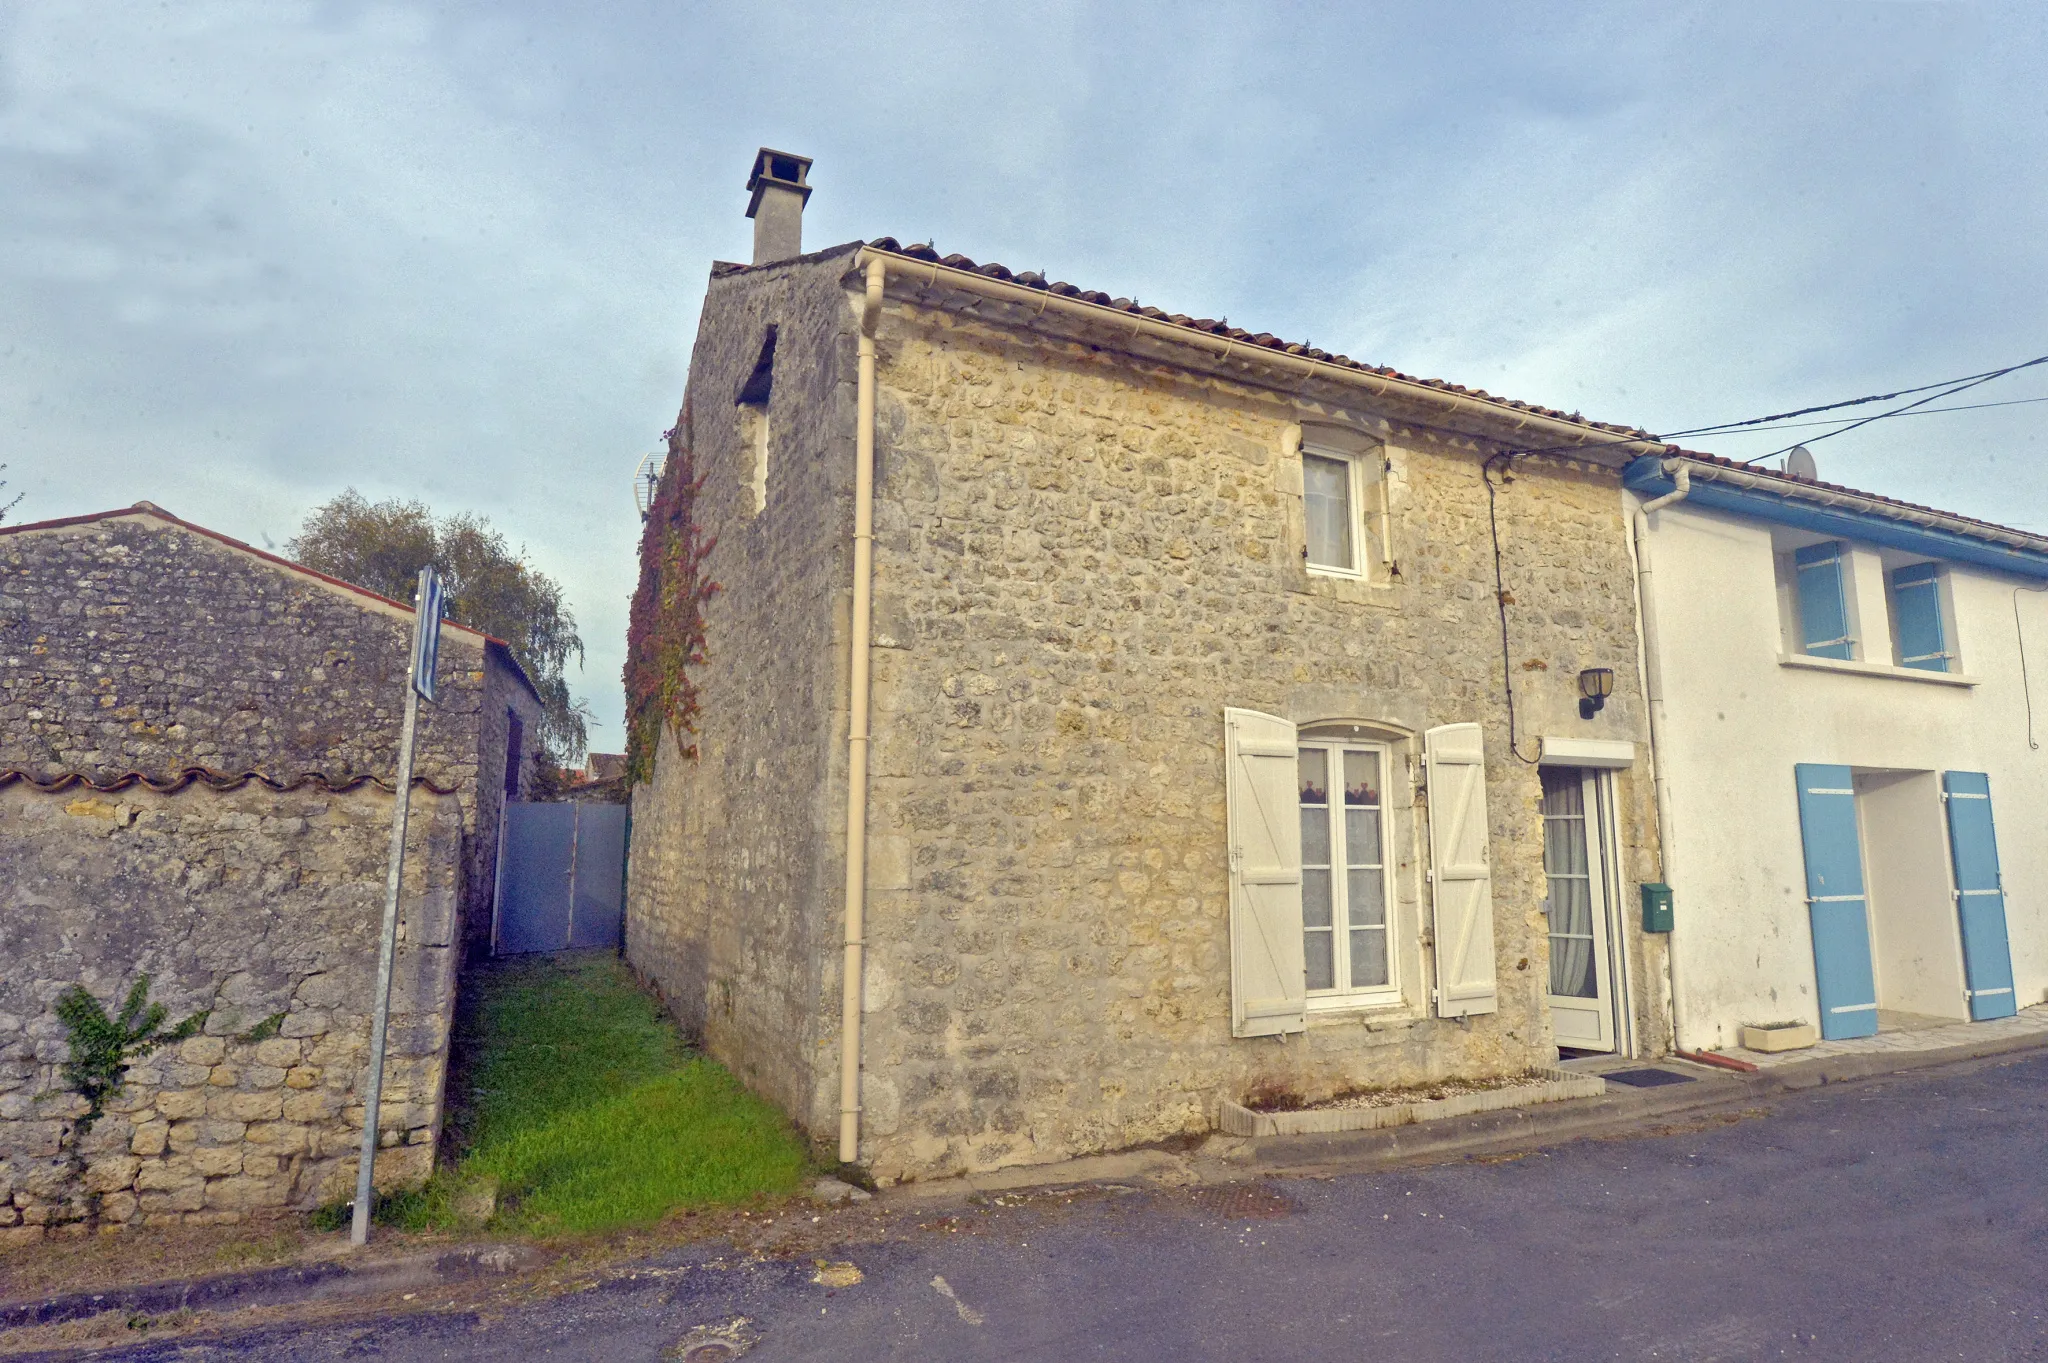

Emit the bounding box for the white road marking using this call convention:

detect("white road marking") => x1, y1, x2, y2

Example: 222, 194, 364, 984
931, 1275, 985, 1326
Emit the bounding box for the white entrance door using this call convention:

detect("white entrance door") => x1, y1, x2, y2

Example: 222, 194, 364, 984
1542, 767, 1617, 1051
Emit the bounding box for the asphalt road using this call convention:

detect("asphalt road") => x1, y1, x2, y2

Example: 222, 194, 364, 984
36, 1051, 2048, 1363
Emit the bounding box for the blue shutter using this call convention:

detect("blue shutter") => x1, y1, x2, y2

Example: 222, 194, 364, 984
1941, 772, 2018, 1020
1794, 543, 1855, 660
1891, 564, 1949, 672
1793, 764, 1879, 1039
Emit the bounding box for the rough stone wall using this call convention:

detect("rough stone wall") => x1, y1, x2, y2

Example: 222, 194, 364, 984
0, 779, 462, 1240
0, 513, 538, 950
626, 245, 861, 1136
851, 302, 1664, 1180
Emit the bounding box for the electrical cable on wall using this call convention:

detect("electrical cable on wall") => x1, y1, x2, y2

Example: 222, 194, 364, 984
1482, 451, 1541, 765
2015, 584, 2048, 750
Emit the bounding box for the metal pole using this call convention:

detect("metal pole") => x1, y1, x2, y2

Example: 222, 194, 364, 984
352, 679, 420, 1247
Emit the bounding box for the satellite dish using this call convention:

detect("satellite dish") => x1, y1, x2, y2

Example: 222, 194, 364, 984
1784, 445, 1817, 482
633, 452, 662, 519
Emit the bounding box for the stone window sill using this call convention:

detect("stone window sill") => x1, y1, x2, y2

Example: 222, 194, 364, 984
1777, 653, 1977, 688
1306, 996, 1420, 1027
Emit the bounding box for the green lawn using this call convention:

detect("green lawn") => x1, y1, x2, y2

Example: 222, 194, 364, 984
395, 951, 810, 1238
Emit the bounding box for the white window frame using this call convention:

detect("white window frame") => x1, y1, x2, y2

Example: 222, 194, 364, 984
1302, 445, 1369, 579
1298, 737, 1401, 1010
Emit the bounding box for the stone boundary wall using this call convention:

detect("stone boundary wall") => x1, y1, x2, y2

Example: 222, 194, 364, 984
0, 513, 539, 962
0, 779, 463, 1241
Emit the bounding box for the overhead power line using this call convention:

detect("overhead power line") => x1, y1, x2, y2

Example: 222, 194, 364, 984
1736, 352, 2048, 464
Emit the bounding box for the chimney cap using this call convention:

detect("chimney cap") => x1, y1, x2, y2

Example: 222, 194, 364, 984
747, 148, 814, 219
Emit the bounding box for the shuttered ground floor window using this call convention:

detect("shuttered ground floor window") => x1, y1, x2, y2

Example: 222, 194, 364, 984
1226, 708, 1500, 1038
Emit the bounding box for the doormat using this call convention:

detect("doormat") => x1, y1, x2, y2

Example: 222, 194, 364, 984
1601, 1068, 1696, 1088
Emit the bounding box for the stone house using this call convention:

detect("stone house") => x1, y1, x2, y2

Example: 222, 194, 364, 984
625, 151, 1671, 1184
0, 503, 540, 1237
1627, 451, 2048, 1050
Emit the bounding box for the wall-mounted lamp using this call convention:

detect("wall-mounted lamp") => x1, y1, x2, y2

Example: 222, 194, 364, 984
1578, 667, 1614, 719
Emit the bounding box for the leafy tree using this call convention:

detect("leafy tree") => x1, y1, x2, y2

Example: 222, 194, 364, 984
290, 489, 591, 764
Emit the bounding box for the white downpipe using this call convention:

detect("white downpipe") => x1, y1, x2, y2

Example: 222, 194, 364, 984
838, 257, 885, 1166
1633, 464, 1689, 1052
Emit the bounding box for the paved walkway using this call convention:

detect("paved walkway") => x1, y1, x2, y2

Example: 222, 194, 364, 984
1740, 1000, 2048, 1068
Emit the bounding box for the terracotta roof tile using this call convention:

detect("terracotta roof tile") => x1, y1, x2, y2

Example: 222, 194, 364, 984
1660, 448, 2047, 548
0, 767, 459, 796
866, 237, 1654, 443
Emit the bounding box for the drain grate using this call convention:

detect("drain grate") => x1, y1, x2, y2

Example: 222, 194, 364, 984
1185, 1184, 1295, 1220
1602, 1067, 1696, 1088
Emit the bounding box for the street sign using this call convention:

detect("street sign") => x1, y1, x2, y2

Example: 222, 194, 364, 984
410, 567, 445, 701
353, 563, 443, 1247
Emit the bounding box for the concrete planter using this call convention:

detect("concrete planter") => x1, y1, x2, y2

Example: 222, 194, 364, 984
1740, 1022, 1819, 1053
1218, 1067, 1608, 1138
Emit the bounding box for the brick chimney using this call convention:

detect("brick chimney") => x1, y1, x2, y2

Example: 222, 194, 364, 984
746, 148, 813, 265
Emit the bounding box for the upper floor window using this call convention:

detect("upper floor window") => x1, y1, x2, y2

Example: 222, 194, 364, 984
1303, 449, 1360, 573
1792, 540, 1856, 660
1889, 563, 1953, 672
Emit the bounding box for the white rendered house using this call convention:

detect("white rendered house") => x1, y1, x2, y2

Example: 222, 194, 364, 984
1627, 452, 2048, 1050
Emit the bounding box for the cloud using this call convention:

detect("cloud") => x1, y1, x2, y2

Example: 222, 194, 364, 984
6, 0, 2048, 732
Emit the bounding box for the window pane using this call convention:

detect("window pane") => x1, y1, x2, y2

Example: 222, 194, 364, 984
1305, 929, 1335, 991
1304, 454, 1354, 569
1345, 808, 1382, 868
1303, 869, 1333, 928
1301, 806, 1330, 867
1346, 868, 1385, 927
1299, 748, 1329, 805
1350, 928, 1388, 989
1343, 750, 1380, 806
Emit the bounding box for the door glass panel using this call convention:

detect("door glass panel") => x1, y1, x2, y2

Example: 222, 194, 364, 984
1304, 928, 1335, 992
1346, 868, 1385, 926
1349, 928, 1388, 988
1541, 769, 1598, 999
1301, 806, 1330, 867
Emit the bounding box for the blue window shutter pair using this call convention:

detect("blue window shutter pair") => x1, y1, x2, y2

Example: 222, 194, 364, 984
1792, 764, 1879, 1039
1942, 772, 2018, 1020
1791, 766, 2018, 1034
1794, 543, 1855, 660
1892, 564, 1951, 671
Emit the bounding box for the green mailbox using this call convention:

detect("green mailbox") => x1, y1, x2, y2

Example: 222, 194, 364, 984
1641, 882, 1674, 933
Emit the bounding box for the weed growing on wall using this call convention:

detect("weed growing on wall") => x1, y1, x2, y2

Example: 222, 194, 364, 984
55, 976, 209, 1139
624, 400, 720, 784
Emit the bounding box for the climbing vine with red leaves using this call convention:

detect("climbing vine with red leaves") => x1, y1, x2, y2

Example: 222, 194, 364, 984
624, 401, 720, 784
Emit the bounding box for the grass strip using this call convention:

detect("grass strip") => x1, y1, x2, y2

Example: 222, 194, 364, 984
378, 950, 809, 1237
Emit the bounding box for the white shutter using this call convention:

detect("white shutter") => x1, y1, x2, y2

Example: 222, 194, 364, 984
1425, 722, 1499, 1017
1225, 707, 1305, 1037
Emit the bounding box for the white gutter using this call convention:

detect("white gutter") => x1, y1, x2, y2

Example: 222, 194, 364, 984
853, 246, 1673, 465
1632, 465, 1689, 1053
1668, 457, 2048, 556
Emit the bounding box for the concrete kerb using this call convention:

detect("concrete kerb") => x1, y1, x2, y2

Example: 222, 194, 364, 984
877, 1026, 2048, 1202
0, 1243, 543, 1335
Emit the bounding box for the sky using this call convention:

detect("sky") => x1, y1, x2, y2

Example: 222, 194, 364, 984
5, 1, 2046, 744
